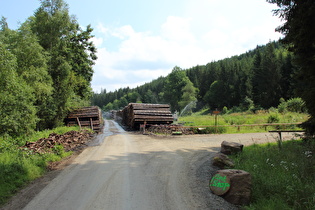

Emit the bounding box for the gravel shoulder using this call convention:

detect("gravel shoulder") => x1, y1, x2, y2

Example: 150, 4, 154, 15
1, 121, 300, 210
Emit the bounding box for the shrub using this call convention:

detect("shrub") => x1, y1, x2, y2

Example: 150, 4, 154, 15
267, 114, 280, 123
286, 98, 306, 113
222, 106, 228, 114
268, 107, 278, 113
278, 97, 307, 114
278, 102, 287, 113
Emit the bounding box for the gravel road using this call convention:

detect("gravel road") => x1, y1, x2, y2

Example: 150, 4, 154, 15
2, 120, 300, 210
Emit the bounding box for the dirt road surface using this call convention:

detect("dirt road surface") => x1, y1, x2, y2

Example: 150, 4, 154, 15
3, 120, 300, 210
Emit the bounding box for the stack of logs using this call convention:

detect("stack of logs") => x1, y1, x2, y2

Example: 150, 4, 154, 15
120, 103, 173, 129
64, 106, 103, 132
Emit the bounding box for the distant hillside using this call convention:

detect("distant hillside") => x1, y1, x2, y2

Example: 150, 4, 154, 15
92, 40, 297, 112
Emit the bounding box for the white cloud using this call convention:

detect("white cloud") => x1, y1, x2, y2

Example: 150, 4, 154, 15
112, 25, 135, 39
161, 16, 195, 44
91, 37, 103, 47
91, 2, 283, 93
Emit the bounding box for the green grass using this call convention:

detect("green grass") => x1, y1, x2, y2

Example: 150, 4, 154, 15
178, 110, 309, 133
0, 126, 82, 206
230, 139, 315, 209
19, 126, 82, 146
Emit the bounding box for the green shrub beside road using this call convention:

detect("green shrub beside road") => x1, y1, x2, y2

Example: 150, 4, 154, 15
231, 140, 315, 209
0, 126, 81, 206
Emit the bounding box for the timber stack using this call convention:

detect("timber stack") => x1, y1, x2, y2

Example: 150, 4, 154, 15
120, 103, 173, 129
64, 106, 103, 132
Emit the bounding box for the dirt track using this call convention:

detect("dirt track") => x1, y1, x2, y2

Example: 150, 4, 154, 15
2, 120, 300, 210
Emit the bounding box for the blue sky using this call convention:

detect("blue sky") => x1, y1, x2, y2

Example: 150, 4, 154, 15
1, 0, 283, 92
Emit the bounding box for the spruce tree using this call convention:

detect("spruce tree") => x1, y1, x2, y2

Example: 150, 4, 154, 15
267, 0, 315, 134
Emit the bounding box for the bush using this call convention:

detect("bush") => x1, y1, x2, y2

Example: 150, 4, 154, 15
222, 106, 228, 114
278, 102, 287, 113
278, 97, 307, 114
286, 98, 306, 113
227, 106, 243, 114
267, 114, 280, 123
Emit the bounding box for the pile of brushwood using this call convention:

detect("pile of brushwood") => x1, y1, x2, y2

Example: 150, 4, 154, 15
22, 130, 93, 154
146, 125, 194, 135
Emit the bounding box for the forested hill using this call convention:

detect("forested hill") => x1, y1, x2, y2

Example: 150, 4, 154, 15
92, 41, 297, 112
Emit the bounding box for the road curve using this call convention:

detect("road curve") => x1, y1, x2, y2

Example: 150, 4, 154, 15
22, 120, 299, 210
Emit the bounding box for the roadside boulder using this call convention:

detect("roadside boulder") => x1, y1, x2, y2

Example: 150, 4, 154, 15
212, 152, 235, 169
217, 169, 252, 206
209, 172, 231, 196
221, 141, 244, 155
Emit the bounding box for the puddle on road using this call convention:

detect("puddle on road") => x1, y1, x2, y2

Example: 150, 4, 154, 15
88, 120, 125, 146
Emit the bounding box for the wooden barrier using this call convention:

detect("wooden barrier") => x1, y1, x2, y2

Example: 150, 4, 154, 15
269, 130, 305, 142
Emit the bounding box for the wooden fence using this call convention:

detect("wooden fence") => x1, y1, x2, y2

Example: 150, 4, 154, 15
182, 122, 303, 132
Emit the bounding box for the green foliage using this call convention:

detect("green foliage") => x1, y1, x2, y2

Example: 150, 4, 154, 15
231, 140, 315, 209
278, 97, 307, 114
191, 126, 227, 134
0, 126, 80, 206
28, 0, 96, 128
241, 96, 255, 112
0, 0, 97, 133
286, 98, 306, 113
204, 80, 225, 108
143, 89, 158, 104
164, 66, 191, 112
267, 0, 315, 135
252, 42, 282, 108
267, 113, 280, 123
126, 92, 141, 103
103, 102, 114, 111
0, 150, 45, 205
179, 110, 308, 133
178, 80, 198, 112
9, 21, 54, 130
278, 98, 288, 114
0, 44, 37, 137
222, 106, 228, 114
92, 41, 297, 116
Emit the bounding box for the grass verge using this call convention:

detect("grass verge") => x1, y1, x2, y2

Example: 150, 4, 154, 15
178, 110, 308, 133
230, 139, 315, 209
0, 126, 83, 206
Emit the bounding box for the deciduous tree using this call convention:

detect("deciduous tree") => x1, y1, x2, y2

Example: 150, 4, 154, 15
0, 44, 37, 136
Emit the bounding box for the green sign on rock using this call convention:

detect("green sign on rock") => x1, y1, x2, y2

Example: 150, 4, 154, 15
209, 173, 231, 195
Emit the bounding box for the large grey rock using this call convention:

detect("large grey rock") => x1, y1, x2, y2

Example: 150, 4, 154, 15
217, 169, 252, 206
221, 141, 244, 155
212, 152, 235, 169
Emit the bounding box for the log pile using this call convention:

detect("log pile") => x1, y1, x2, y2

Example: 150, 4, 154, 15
121, 103, 173, 129
64, 106, 103, 132
22, 130, 93, 154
